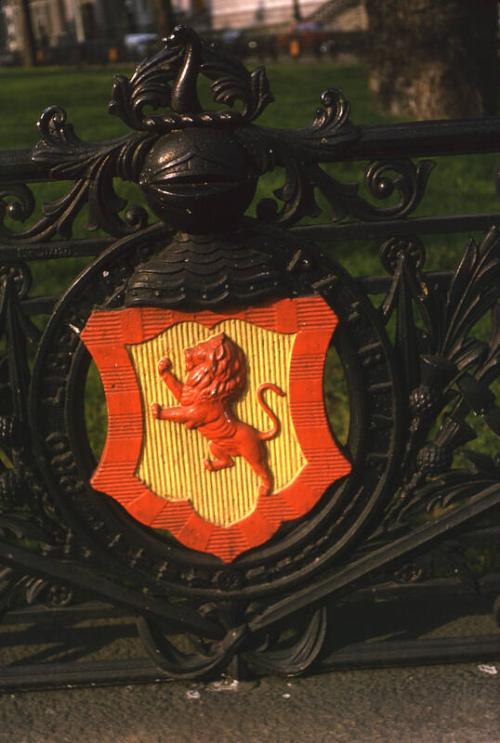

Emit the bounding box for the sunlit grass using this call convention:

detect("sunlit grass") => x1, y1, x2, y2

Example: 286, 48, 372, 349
1, 62, 498, 286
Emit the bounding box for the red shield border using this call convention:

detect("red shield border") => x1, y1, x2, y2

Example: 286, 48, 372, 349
81, 296, 351, 562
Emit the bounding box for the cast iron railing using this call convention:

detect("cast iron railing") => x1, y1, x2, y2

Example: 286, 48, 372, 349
0, 26, 499, 689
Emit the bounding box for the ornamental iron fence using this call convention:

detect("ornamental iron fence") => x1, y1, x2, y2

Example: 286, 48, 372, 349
0, 26, 499, 690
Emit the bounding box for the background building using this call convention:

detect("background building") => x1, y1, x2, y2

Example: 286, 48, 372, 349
0, 0, 366, 58
1, 0, 155, 52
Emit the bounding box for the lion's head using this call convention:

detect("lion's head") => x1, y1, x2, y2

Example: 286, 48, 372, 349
183, 332, 247, 402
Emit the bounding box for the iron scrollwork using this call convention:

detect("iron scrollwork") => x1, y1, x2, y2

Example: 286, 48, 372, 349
0, 26, 499, 681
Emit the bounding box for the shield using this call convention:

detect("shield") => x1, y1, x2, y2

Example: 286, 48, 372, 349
82, 296, 351, 561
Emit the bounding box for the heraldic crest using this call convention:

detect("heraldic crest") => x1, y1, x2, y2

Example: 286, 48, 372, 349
26, 25, 447, 580
72, 24, 355, 562
82, 296, 350, 561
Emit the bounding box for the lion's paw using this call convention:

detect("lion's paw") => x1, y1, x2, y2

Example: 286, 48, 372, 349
151, 402, 161, 419
158, 357, 172, 374
259, 484, 272, 497
204, 458, 214, 472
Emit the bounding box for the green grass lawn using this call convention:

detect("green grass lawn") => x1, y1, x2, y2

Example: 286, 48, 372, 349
1, 62, 499, 459
1, 61, 498, 291
0, 63, 389, 147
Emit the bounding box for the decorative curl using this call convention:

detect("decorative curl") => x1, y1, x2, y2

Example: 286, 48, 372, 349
379, 236, 426, 275
0, 261, 32, 299
312, 88, 351, 132
37, 106, 80, 148
363, 159, 435, 220
0, 184, 36, 240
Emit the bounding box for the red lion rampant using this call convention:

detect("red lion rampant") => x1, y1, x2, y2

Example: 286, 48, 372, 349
151, 332, 285, 496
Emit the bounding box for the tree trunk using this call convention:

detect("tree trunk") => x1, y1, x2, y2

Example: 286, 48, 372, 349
364, 0, 497, 119
18, 0, 37, 66
151, 0, 175, 38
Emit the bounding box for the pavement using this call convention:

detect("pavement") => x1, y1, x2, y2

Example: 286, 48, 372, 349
0, 661, 499, 743
0, 593, 499, 743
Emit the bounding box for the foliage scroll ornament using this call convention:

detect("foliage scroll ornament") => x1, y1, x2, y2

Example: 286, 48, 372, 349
0, 26, 436, 242
0, 27, 499, 681
380, 228, 500, 527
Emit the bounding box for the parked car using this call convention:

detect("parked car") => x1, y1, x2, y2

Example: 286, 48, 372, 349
123, 33, 161, 62
0, 51, 20, 66
278, 22, 338, 59
218, 29, 279, 61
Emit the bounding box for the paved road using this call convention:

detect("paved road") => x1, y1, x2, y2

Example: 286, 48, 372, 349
0, 660, 499, 743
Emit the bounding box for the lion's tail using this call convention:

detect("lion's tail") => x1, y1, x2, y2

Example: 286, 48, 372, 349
257, 383, 286, 441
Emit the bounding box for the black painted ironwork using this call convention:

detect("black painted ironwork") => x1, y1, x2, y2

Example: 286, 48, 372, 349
0, 26, 499, 687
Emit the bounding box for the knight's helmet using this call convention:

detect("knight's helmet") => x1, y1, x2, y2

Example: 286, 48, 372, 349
123, 27, 281, 308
